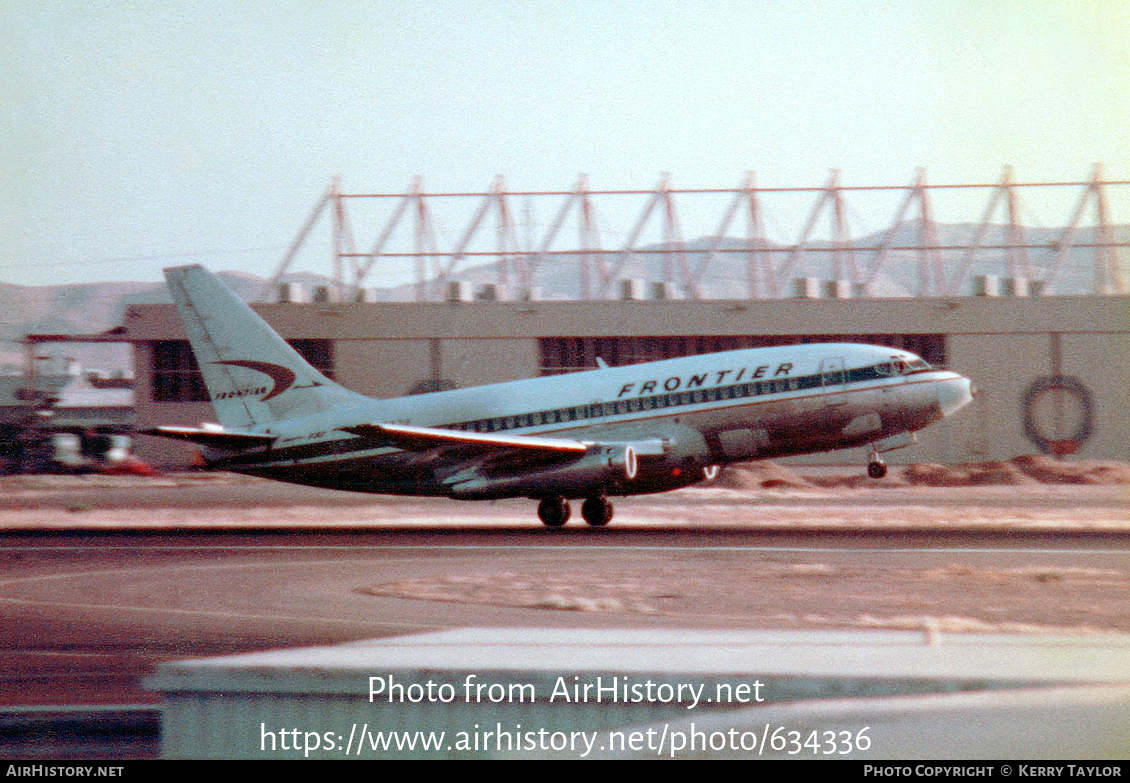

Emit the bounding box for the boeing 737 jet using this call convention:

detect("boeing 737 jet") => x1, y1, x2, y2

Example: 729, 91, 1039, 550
145, 265, 976, 527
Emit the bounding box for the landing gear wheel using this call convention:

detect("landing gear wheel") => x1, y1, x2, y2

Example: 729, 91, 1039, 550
867, 459, 888, 479
581, 496, 614, 527
537, 496, 571, 527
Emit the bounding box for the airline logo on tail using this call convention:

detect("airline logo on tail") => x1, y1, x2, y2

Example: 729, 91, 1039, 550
212, 360, 296, 401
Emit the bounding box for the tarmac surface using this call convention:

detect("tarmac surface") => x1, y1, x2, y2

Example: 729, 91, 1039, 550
0, 470, 1126, 758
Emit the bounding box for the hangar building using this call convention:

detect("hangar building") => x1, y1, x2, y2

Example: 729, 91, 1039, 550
122, 292, 1128, 469
118, 171, 1130, 470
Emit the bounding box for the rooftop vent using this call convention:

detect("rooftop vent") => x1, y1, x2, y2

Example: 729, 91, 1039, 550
276, 281, 308, 303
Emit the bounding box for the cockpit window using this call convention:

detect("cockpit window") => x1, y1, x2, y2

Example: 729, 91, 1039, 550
878, 357, 932, 376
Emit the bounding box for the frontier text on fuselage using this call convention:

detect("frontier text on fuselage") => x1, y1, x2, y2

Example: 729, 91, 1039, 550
618, 363, 794, 398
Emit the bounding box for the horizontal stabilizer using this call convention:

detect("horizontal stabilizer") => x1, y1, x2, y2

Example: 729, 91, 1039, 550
139, 426, 276, 449
340, 422, 589, 455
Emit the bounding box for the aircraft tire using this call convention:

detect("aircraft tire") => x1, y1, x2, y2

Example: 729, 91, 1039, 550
538, 496, 571, 527
867, 460, 888, 479
581, 496, 613, 527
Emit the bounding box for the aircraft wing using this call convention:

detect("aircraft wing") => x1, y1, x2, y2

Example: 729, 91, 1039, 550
339, 422, 589, 456
341, 422, 674, 500
139, 426, 276, 449
340, 422, 669, 478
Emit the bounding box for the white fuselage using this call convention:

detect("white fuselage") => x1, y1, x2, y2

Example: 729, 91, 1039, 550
206, 342, 973, 499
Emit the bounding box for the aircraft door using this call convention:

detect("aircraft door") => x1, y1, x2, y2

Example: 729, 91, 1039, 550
820, 356, 847, 406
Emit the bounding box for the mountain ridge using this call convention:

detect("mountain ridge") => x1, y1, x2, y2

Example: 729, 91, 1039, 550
3, 222, 1125, 370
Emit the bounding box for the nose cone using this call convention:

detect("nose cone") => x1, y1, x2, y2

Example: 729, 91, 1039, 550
937, 375, 975, 418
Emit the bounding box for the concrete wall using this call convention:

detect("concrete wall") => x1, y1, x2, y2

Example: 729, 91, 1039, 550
439, 339, 540, 390
334, 339, 433, 398
321, 338, 540, 399
1062, 332, 1130, 462
947, 333, 1050, 462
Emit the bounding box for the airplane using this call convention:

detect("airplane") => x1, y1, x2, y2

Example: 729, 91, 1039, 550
144, 265, 976, 527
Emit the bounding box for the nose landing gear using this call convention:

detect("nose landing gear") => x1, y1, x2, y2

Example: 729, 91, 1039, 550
867, 447, 888, 479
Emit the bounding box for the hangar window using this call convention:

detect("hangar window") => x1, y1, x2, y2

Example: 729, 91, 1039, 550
286, 339, 336, 380
151, 341, 209, 402
150, 339, 335, 402
539, 334, 946, 375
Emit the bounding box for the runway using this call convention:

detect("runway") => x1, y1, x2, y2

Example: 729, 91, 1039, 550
0, 475, 1125, 711
1, 529, 1128, 711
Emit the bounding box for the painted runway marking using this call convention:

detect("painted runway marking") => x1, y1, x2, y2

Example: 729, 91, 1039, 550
0, 593, 446, 630
1, 544, 1127, 555
0, 544, 1125, 638
0, 547, 1123, 624
0, 559, 452, 630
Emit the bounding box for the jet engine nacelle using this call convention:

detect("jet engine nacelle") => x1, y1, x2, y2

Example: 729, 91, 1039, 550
448, 444, 637, 500
624, 459, 719, 494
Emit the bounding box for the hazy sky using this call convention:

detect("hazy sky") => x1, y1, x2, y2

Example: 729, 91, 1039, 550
2, 0, 1128, 286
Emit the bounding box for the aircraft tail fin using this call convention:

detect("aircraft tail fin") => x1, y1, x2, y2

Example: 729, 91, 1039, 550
163, 264, 368, 428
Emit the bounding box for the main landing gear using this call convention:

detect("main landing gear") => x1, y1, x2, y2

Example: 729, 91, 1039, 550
536, 496, 614, 528
537, 496, 571, 527
580, 496, 614, 527
867, 450, 888, 479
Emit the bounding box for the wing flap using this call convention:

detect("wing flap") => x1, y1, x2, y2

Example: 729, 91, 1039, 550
139, 426, 276, 449
340, 422, 589, 455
